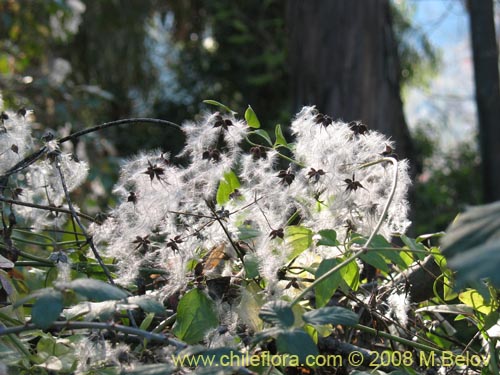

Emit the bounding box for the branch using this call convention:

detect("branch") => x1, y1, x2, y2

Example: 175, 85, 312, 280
0, 118, 182, 183
58, 118, 182, 144
54, 158, 114, 284
0, 321, 187, 349
0, 196, 97, 223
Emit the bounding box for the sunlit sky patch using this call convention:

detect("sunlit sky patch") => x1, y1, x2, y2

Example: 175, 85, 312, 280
404, 0, 478, 148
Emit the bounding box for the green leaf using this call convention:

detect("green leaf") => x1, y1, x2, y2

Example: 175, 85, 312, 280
128, 296, 165, 314
31, 289, 63, 330
68, 279, 129, 301
441, 201, 500, 289
259, 301, 294, 327
302, 306, 359, 326
243, 253, 260, 279
245, 105, 261, 128
202, 100, 237, 114
274, 124, 288, 148
400, 234, 427, 260
237, 224, 261, 240
250, 129, 273, 146
459, 289, 497, 315
172, 289, 218, 344
216, 170, 241, 205
359, 251, 390, 273
340, 259, 360, 291
276, 329, 319, 364
314, 258, 342, 308
316, 230, 340, 247
140, 312, 156, 331
441, 201, 500, 259
285, 226, 313, 259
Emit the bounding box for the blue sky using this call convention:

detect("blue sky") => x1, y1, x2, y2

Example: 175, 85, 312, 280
404, 0, 477, 147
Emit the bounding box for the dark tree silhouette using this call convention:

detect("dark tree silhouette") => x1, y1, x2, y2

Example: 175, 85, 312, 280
467, 0, 500, 203
287, 0, 415, 164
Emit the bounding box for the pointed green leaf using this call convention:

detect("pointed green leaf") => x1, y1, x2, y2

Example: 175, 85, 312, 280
172, 289, 218, 344
274, 124, 288, 148
203, 100, 236, 114
250, 129, 273, 146
316, 230, 339, 247
303, 306, 359, 326
245, 105, 261, 128
340, 259, 360, 291
68, 279, 128, 301
459, 289, 497, 315
315, 258, 342, 308
31, 290, 63, 330
359, 251, 390, 273
400, 234, 427, 260
216, 170, 241, 205
285, 225, 313, 259
259, 301, 294, 327
140, 312, 156, 331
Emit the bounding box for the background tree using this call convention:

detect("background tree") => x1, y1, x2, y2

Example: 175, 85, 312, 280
467, 0, 500, 203
287, 0, 416, 166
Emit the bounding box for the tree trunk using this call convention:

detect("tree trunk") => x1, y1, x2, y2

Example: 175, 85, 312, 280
467, 0, 500, 203
286, 0, 414, 163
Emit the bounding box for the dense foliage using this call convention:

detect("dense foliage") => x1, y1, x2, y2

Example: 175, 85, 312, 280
1, 101, 500, 374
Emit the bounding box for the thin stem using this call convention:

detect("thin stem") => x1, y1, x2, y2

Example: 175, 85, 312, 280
0, 321, 187, 349
54, 159, 114, 284
0, 147, 47, 179
14, 260, 169, 276
58, 118, 182, 144
12, 236, 81, 247
353, 323, 443, 354
290, 158, 398, 307
152, 313, 177, 334
0, 196, 96, 223
488, 338, 498, 374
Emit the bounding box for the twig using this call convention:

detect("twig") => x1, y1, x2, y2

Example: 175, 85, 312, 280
0, 196, 96, 223
353, 323, 444, 354
54, 158, 114, 284
0, 321, 187, 349
58, 118, 182, 144
0, 147, 48, 179
0, 118, 182, 184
